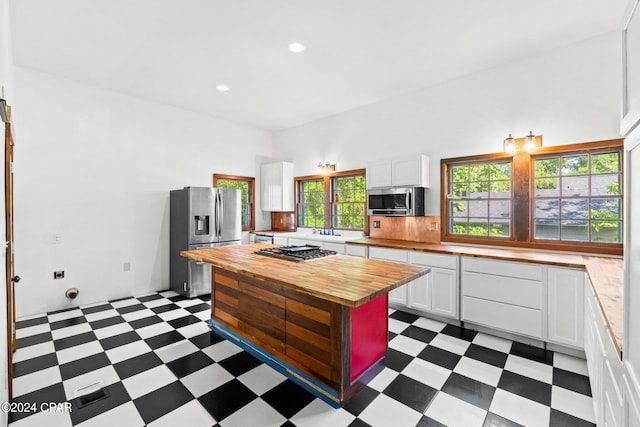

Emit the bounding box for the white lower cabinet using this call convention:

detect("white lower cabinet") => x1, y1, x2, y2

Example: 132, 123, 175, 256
408, 252, 458, 319
345, 244, 368, 258
273, 236, 288, 245
547, 267, 584, 348
369, 247, 409, 305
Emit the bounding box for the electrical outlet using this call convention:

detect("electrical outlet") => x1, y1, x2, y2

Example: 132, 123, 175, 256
53, 271, 64, 279
373, 220, 381, 228
123, 262, 131, 271
431, 222, 438, 231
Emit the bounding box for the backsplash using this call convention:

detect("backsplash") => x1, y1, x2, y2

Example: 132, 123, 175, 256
368, 216, 440, 243
271, 211, 296, 231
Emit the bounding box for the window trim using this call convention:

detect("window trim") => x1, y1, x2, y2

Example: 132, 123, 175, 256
295, 169, 367, 231
440, 139, 623, 255
213, 174, 255, 231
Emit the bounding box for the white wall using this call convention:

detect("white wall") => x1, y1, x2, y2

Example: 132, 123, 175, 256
12, 67, 272, 317
273, 31, 622, 215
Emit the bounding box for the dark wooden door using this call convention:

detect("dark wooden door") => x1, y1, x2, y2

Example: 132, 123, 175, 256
4, 104, 16, 399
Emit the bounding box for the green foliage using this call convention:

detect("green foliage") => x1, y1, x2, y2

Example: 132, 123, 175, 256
299, 175, 367, 230
217, 179, 250, 227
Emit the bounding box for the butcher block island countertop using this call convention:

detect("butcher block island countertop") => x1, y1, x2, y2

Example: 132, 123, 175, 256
181, 243, 429, 307
181, 243, 430, 406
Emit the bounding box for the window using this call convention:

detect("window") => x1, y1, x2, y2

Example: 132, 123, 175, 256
441, 139, 623, 255
213, 174, 255, 231
296, 169, 366, 230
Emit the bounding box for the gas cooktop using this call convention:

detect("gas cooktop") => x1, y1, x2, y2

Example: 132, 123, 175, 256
255, 245, 338, 262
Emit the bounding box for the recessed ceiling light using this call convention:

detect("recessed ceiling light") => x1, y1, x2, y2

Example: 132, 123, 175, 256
288, 42, 305, 53
216, 85, 229, 92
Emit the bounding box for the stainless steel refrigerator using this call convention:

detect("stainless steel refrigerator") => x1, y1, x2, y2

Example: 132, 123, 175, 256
170, 187, 242, 297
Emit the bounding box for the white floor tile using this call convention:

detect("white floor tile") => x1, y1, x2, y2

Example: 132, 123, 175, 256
237, 363, 287, 396
62, 366, 120, 400
201, 340, 242, 362
359, 393, 423, 427
389, 335, 428, 357
472, 332, 513, 354
413, 317, 446, 333
489, 388, 551, 427
159, 290, 179, 298
16, 313, 49, 322
93, 322, 133, 340
105, 340, 152, 364
13, 366, 62, 397
194, 310, 212, 321
13, 341, 56, 363
429, 334, 471, 355
180, 363, 234, 397
157, 308, 191, 321
424, 392, 487, 427
136, 322, 173, 339
84, 309, 120, 322
504, 354, 553, 384
290, 399, 356, 427
50, 323, 92, 340
121, 308, 156, 322
110, 298, 139, 309
176, 321, 210, 339
143, 298, 173, 309
365, 367, 399, 392
56, 341, 104, 365
454, 356, 503, 387
9, 406, 72, 427
155, 340, 199, 363
48, 309, 83, 323
551, 385, 596, 423
402, 358, 451, 390
175, 298, 205, 308
148, 399, 216, 427
16, 323, 50, 339
75, 402, 145, 427
219, 398, 286, 427
553, 352, 589, 376
388, 318, 410, 334
122, 365, 176, 400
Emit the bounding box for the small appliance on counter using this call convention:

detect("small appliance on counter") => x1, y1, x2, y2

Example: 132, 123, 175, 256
255, 245, 337, 262
170, 187, 241, 297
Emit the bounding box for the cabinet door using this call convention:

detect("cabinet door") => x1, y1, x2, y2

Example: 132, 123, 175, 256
408, 275, 429, 312
261, 163, 276, 211
369, 247, 408, 306
389, 286, 408, 306
548, 267, 584, 348
366, 160, 392, 188
430, 268, 458, 319
346, 244, 367, 258
273, 236, 288, 245
323, 242, 346, 254
392, 155, 429, 187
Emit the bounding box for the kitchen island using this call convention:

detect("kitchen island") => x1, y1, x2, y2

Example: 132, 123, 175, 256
181, 243, 429, 406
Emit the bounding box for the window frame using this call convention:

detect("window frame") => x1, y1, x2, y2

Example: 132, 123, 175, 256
295, 169, 367, 231
441, 139, 623, 255
213, 174, 255, 231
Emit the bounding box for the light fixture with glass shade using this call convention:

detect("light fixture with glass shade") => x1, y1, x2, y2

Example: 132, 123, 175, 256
503, 132, 542, 153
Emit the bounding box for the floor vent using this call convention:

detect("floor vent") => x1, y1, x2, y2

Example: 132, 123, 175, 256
73, 381, 109, 408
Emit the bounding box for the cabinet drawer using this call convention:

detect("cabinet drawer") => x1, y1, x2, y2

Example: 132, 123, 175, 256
462, 257, 543, 281
323, 242, 346, 254
462, 271, 543, 309
369, 247, 408, 263
346, 245, 367, 258
409, 251, 457, 269
463, 296, 543, 338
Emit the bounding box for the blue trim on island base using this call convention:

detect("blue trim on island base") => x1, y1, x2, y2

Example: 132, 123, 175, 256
207, 319, 342, 408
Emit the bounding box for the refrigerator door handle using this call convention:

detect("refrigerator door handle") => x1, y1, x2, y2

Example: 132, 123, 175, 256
215, 191, 221, 238
219, 192, 224, 235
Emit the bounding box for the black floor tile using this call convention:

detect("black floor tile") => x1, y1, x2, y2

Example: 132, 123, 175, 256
349, 418, 373, 427
189, 331, 225, 349
197, 379, 258, 421
168, 294, 188, 302
509, 342, 553, 365
15, 316, 48, 329
343, 386, 379, 416
401, 325, 438, 343
167, 315, 202, 329
483, 412, 524, 427
441, 324, 477, 341
417, 345, 461, 370
261, 379, 316, 418
50, 316, 87, 330
128, 315, 163, 330
465, 343, 508, 368
8, 382, 66, 423
385, 348, 414, 372
549, 409, 596, 427
144, 330, 184, 350
113, 352, 163, 380
498, 370, 552, 406
417, 416, 448, 427
218, 351, 263, 377
116, 303, 147, 315
12, 353, 58, 377
185, 302, 211, 313
382, 373, 438, 413
133, 381, 194, 424
388, 331, 398, 341
389, 311, 421, 324
553, 368, 592, 396
166, 351, 215, 378
99, 330, 142, 350
81, 303, 114, 315
16, 331, 52, 349
47, 307, 79, 315
59, 353, 111, 380
89, 316, 126, 330
109, 296, 136, 303
151, 303, 180, 314
54, 331, 98, 351
441, 372, 496, 410
69, 381, 132, 425
197, 294, 212, 302
138, 294, 164, 303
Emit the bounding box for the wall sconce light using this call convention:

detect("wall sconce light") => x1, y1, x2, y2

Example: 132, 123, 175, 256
503, 131, 542, 153
317, 161, 335, 174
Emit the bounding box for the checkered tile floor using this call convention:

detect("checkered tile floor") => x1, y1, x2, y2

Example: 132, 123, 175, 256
10, 291, 596, 426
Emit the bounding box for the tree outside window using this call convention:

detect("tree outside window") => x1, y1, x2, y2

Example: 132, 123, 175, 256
213, 174, 255, 231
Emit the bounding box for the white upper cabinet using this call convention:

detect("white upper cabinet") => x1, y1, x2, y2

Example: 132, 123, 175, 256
366, 154, 429, 189
261, 161, 294, 212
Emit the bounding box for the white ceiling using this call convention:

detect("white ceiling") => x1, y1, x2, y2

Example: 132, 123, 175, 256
8, 0, 630, 131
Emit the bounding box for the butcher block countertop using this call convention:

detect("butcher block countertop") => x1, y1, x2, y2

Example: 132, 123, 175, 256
181, 243, 429, 308
349, 238, 624, 357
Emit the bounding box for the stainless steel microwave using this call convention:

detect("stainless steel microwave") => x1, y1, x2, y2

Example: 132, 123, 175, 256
367, 187, 425, 216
